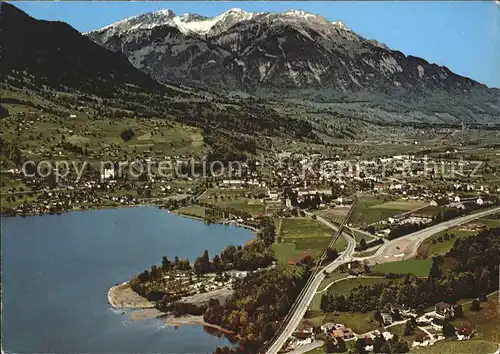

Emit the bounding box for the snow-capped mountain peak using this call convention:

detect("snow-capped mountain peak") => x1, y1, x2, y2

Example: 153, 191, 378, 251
284, 9, 316, 18
87, 9, 177, 40
156, 9, 175, 17
331, 20, 347, 29
223, 8, 246, 15
88, 8, 351, 38
178, 8, 258, 35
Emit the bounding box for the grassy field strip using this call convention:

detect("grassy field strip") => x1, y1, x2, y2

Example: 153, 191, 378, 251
317, 275, 391, 294
271, 243, 297, 265
316, 276, 353, 293
199, 189, 267, 215
354, 246, 382, 258
174, 205, 206, 218
366, 202, 430, 226
317, 272, 348, 293
311, 276, 396, 312
348, 227, 378, 243
370, 258, 433, 277
323, 277, 398, 297
275, 218, 283, 240
272, 217, 348, 264
409, 340, 499, 354
370, 200, 428, 211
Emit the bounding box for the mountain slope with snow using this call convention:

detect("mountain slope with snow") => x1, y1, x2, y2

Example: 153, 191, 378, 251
87, 8, 500, 124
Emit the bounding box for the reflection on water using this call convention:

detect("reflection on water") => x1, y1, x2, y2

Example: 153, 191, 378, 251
1, 206, 253, 353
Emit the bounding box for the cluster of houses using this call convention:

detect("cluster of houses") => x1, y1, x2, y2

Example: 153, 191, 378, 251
288, 300, 475, 353
359, 330, 396, 352
1, 161, 202, 215
161, 271, 247, 306
3, 142, 499, 219
176, 268, 276, 306
268, 150, 500, 197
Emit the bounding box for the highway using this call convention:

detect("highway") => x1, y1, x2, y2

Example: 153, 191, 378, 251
264, 214, 356, 354
264, 205, 500, 353
359, 205, 500, 264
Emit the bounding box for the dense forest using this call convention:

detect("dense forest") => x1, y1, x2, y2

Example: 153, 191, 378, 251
205, 264, 312, 352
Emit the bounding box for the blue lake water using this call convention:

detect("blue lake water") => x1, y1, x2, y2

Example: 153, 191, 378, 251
1, 206, 254, 353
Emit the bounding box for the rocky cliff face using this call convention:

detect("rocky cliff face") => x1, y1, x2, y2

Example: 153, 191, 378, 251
86, 8, 500, 123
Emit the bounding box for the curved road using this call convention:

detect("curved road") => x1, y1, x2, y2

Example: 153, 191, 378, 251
357, 205, 500, 264
264, 205, 500, 354
264, 215, 356, 354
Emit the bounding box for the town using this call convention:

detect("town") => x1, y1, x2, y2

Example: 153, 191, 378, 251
1, 3, 499, 354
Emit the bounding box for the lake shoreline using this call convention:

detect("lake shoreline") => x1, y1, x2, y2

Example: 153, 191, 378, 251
4, 206, 254, 353
104, 208, 258, 339
170, 208, 258, 233
108, 281, 235, 336
108, 282, 155, 309
162, 314, 235, 336
3, 204, 258, 236
0, 203, 145, 217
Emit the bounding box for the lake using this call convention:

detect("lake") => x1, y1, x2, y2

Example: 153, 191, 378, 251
1, 206, 254, 353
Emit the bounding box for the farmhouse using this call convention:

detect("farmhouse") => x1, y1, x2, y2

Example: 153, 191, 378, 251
381, 313, 393, 325
295, 331, 312, 340
435, 302, 454, 319
331, 327, 354, 340
101, 168, 115, 180
268, 190, 280, 200
456, 326, 474, 341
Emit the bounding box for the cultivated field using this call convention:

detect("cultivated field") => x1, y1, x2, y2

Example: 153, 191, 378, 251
272, 217, 347, 264
323, 277, 397, 297
199, 188, 268, 215
316, 207, 349, 225
349, 195, 427, 226
1, 112, 206, 161
175, 205, 206, 218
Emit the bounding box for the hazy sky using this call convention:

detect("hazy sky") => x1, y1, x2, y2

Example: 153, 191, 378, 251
13, 1, 500, 88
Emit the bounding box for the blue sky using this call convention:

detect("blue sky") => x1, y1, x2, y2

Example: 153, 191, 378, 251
13, 1, 500, 88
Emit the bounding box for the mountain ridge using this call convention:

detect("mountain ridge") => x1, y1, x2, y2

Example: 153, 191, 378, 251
0, 3, 319, 148
86, 8, 500, 124
86, 8, 491, 87
86, 8, 349, 38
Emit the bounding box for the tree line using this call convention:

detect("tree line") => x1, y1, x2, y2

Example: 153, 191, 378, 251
206, 264, 313, 352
